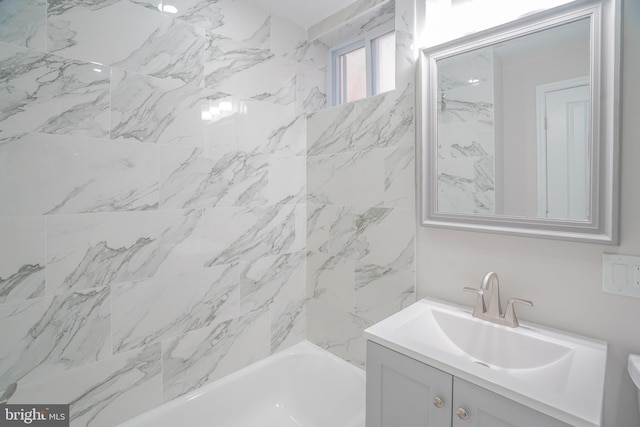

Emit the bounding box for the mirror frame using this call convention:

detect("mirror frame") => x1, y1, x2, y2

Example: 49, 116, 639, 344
417, 0, 621, 244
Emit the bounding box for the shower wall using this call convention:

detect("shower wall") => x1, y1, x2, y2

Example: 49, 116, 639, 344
436, 49, 496, 215
306, 0, 417, 366
0, 0, 317, 424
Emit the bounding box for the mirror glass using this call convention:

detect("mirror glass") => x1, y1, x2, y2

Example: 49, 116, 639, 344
436, 18, 591, 220
419, 1, 620, 244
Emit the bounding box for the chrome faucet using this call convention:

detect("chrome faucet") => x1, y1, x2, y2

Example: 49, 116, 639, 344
481, 271, 502, 318
463, 272, 533, 328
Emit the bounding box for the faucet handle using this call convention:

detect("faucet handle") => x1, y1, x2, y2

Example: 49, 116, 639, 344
463, 287, 486, 316
503, 298, 533, 328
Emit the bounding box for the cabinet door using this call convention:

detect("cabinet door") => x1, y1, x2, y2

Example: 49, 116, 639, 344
452, 378, 571, 427
366, 341, 453, 427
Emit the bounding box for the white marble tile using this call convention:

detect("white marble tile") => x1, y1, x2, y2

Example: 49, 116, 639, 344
237, 100, 306, 155
306, 251, 354, 312
439, 91, 494, 127
46, 209, 206, 295
309, 0, 391, 41
394, 0, 416, 87
268, 156, 305, 205
264, 113, 307, 156
438, 78, 495, 162
437, 157, 476, 180
353, 83, 414, 150
0, 131, 159, 216
158, 0, 225, 30
202, 105, 239, 150
0, 44, 110, 137
270, 15, 306, 58
129, 0, 163, 12
239, 250, 305, 314
203, 7, 298, 106
0, 0, 47, 50
307, 103, 356, 156
328, 206, 415, 271
202, 204, 304, 267
354, 264, 414, 323
159, 146, 269, 208
208, 0, 270, 43
307, 298, 370, 367
475, 156, 495, 191
383, 146, 415, 209
270, 296, 306, 354
436, 157, 495, 215
47, 0, 204, 85
0, 217, 45, 304
0, 131, 81, 216
111, 70, 220, 146
205, 36, 297, 106
0, 287, 111, 389
294, 39, 329, 69
294, 204, 307, 255
294, 40, 329, 116
203, 98, 305, 156
204, 30, 270, 87
438, 121, 494, 160
436, 187, 489, 214
292, 40, 328, 114
75, 141, 159, 213
297, 68, 328, 115
112, 264, 240, 354
11, 344, 162, 427
162, 309, 270, 401
438, 49, 492, 92
306, 203, 341, 254
307, 149, 387, 206
316, 1, 395, 49
438, 157, 477, 184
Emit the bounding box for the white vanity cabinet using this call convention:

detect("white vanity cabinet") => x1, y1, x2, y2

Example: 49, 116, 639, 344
366, 340, 452, 427
366, 341, 571, 427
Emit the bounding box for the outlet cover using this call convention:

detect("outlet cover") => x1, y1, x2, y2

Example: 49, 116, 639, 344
602, 254, 640, 298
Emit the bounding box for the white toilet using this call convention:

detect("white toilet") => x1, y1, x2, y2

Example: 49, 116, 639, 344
629, 354, 640, 413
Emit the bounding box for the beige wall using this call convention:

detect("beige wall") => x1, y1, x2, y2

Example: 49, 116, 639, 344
416, 0, 640, 425
500, 37, 590, 217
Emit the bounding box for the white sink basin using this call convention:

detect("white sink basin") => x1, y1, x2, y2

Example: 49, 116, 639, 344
405, 306, 573, 370
365, 298, 607, 427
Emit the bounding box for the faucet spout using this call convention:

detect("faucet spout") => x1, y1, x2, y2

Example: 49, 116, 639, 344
462, 272, 532, 328
480, 272, 502, 318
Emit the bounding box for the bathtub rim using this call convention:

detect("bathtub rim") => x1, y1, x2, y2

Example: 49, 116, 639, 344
115, 340, 365, 427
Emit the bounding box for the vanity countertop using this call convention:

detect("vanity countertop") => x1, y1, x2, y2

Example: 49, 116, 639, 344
365, 298, 607, 427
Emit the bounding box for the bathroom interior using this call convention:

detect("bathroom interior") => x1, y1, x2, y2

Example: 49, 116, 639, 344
0, 0, 638, 426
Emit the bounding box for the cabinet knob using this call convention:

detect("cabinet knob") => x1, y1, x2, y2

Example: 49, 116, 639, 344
432, 396, 444, 408
456, 407, 469, 420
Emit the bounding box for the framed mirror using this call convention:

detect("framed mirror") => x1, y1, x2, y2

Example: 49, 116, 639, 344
417, 0, 621, 244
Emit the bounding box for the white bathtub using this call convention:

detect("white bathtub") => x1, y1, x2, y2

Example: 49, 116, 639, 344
117, 341, 365, 427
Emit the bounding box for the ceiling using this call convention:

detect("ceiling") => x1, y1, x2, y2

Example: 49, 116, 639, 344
246, 0, 359, 29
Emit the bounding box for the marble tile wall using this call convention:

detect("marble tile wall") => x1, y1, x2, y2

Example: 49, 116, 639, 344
1, 0, 418, 423
0, 0, 316, 425
436, 49, 496, 214
306, 0, 417, 366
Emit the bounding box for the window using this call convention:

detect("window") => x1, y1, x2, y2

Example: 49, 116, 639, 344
331, 29, 396, 106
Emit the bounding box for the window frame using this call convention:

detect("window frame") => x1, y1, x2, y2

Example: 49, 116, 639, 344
330, 25, 396, 106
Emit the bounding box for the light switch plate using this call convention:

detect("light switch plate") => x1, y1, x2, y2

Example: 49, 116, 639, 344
602, 254, 640, 298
